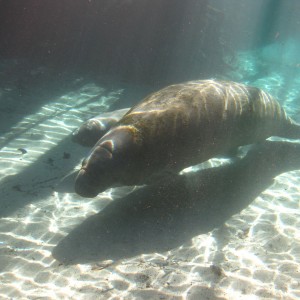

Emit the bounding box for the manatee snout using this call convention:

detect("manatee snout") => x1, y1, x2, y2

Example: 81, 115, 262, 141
75, 144, 114, 197
75, 169, 100, 198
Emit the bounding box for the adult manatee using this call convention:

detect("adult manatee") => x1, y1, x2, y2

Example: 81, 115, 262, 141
75, 80, 300, 197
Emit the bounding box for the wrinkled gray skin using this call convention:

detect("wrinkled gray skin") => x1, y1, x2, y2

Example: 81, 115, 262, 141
75, 80, 300, 198
72, 108, 129, 147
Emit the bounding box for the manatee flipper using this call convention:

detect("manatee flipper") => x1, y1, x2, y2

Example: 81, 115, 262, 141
72, 108, 130, 147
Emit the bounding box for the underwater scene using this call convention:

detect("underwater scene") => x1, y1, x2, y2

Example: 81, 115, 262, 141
0, 0, 300, 299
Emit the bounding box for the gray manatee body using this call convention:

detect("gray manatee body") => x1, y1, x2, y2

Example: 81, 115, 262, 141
75, 80, 300, 198
72, 108, 129, 147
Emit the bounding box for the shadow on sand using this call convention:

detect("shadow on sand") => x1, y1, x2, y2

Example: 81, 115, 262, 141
52, 141, 300, 264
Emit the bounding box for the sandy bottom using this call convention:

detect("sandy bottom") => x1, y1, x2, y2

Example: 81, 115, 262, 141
0, 80, 300, 300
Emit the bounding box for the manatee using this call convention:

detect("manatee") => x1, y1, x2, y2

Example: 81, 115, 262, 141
72, 108, 129, 147
75, 80, 300, 198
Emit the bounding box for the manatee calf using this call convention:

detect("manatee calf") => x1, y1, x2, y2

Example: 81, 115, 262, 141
72, 108, 129, 147
75, 80, 300, 197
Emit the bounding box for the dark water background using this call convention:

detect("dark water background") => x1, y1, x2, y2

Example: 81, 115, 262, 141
1, 0, 299, 85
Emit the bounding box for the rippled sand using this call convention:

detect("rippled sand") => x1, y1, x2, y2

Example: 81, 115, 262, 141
0, 80, 300, 300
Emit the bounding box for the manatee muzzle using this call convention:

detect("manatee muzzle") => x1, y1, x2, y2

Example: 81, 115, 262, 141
74, 169, 100, 198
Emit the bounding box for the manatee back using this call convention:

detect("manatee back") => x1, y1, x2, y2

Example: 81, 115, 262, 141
117, 80, 297, 168
121, 80, 291, 141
